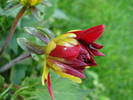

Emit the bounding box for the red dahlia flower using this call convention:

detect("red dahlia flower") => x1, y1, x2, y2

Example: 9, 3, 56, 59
41, 25, 105, 100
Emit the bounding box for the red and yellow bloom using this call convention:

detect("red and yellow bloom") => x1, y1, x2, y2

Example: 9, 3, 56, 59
42, 25, 105, 100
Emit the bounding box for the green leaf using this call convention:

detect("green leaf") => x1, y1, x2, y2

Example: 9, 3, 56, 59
41, 0, 58, 19
0, 75, 5, 88
20, 77, 89, 100
11, 74, 90, 100
35, 78, 89, 100
30, 7, 42, 21
21, 15, 40, 27
9, 35, 18, 54
0, 4, 21, 17
10, 65, 27, 84
53, 9, 68, 20
0, 8, 3, 14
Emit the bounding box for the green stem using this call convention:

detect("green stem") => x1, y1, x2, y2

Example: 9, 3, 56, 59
0, 6, 26, 55
0, 53, 31, 73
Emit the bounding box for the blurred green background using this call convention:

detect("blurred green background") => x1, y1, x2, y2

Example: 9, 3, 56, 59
0, 0, 133, 100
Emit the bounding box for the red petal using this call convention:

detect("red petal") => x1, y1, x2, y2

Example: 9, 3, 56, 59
91, 43, 103, 49
46, 74, 55, 100
52, 60, 85, 78
50, 45, 81, 60
68, 59, 88, 69
71, 25, 105, 43
91, 49, 105, 56
86, 57, 97, 66
80, 45, 91, 59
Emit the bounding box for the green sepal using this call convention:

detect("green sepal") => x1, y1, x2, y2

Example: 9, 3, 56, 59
17, 38, 45, 54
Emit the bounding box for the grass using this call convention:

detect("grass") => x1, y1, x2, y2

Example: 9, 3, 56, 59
57, 0, 133, 100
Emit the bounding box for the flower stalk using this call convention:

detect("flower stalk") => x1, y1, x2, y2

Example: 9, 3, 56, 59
0, 6, 26, 55
0, 53, 31, 73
